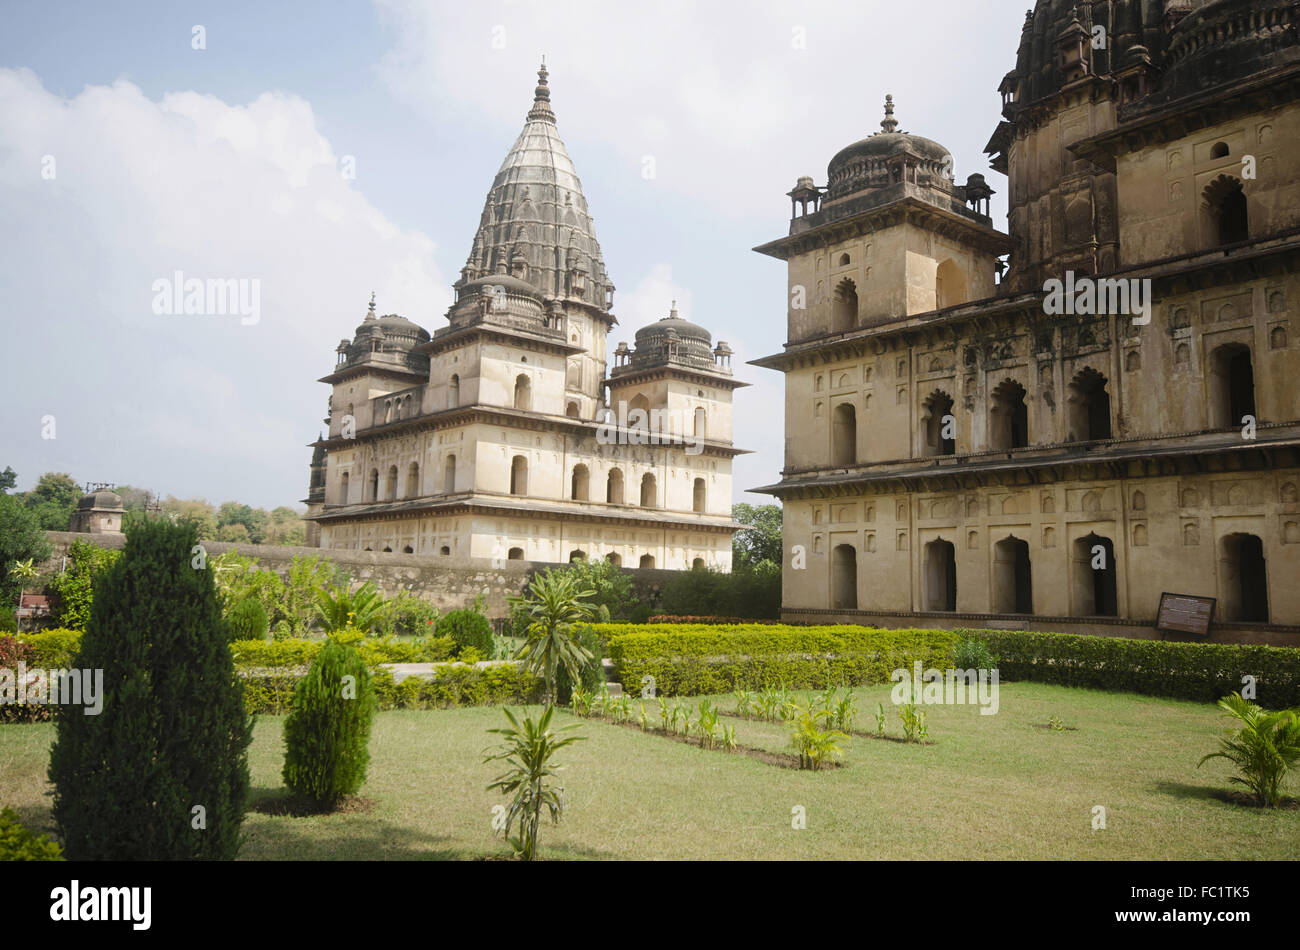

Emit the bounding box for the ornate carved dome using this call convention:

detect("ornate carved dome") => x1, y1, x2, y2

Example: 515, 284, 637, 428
625, 302, 722, 373
457, 63, 615, 313
332, 294, 431, 376
826, 95, 954, 201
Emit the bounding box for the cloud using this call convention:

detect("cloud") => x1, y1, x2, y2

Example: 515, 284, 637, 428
0, 67, 447, 506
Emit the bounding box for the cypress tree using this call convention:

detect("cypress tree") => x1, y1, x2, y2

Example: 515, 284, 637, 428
48, 519, 253, 859
282, 636, 375, 810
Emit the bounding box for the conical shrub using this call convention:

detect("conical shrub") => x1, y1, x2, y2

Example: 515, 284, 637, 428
47, 519, 253, 859
282, 634, 375, 810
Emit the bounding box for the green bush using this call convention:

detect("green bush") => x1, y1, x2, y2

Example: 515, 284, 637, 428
16, 628, 82, 668
0, 808, 64, 861
964, 629, 1300, 707
602, 624, 958, 696
47, 540, 120, 630
375, 591, 439, 637
47, 518, 253, 860
0, 612, 15, 633
282, 637, 376, 810
658, 562, 781, 620
227, 598, 269, 642
556, 624, 605, 705
438, 607, 494, 658
952, 636, 999, 671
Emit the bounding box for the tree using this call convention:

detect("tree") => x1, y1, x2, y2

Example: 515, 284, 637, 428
163, 497, 218, 538
0, 466, 16, 493
732, 503, 783, 568
558, 557, 637, 620
282, 635, 376, 810
1199, 692, 1300, 808
47, 540, 120, 630
24, 472, 81, 531
216, 523, 251, 543
216, 502, 267, 544
510, 569, 597, 705
0, 494, 52, 606
47, 518, 253, 859
483, 706, 584, 861
10, 559, 38, 632
263, 506, 307, 546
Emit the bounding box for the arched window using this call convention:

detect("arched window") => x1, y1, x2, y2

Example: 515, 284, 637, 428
831, 278, 857, 333
629, 393, 650, 433
510, 455, 528, 495
993, 536, 1032, 614
508, 547, 524, 560
639, 554, 655, 569
1067, 368, 1111, 442
439, 545, 450, 556
1219, 533, 1268, 622
1073, 533, 1117, 616
568, 550, 586, 563
832, 543, 857, 609
386, 465, 398, 500
1208, 343, 1255, 428
1203, 175, 1248, 246
692, 477, 706, 513
923, 539, 957, 611
935, 258, 967, 309
606, 468, 625, 504
692, 557, 706, 571
693, 406, 707, 438
339, 471, 350, 504
448, 374, 460, 409
571, 464, 590, 501
444, 455, 456, 493
368, 468, 379, 502
403, 545, 414, 554
606, 552, 622, 567
565, 401, 579, 418
514, 374, 531, 410
990, 379, 1029, 450
1210, 141, 1229, 159
383, 399, 393, 424
832, 402, 857, 465
922, 390, 955, 456
640, 472, 657, 508
405, 461, 420, 498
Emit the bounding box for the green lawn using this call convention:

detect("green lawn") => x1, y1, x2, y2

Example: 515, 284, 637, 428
2, 682, 1295, 860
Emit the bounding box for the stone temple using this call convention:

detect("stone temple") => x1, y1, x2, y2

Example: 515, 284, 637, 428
304, 65, 746, 568
753, 0, 1300, 643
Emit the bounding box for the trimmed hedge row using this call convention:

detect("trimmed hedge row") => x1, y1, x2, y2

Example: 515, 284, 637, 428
600, 624, 959, 696
238, 663, 542, 715
230, 635, 456, 668
14, 630, 82, 669
964, 628, 1300, 707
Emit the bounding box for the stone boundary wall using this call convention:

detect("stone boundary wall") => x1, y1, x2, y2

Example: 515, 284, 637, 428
40, 532, 681, 618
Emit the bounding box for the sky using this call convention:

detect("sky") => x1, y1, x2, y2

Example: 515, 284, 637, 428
0, 0, 1029, 510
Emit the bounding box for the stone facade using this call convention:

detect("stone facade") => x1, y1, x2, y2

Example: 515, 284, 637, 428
304, 65, 746, 570
68, 489, 125, 535
753, 0, 1300, 642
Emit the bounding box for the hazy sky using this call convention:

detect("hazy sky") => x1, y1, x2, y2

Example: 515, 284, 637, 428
0, 0, 1028, 510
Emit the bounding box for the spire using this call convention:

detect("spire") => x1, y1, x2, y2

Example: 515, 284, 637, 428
880, 94, 898, 133
527, 58, 555, 123
667, 299, 679, 320
365, 291, 376, 320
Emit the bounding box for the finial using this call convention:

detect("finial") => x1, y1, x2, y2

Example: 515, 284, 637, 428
366, 291, 376, 319
881, 94, 898, 133
528, 58, 555, 122
669, 299, 678, 319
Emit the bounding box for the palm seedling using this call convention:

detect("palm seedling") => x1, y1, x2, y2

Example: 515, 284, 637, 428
638, 701, 648, 732
733, 688, 755, 719
696, 700, 720, 749
875, 701, 886, 736
509, 568, 597, 705
720, 723, 738, 753
483, 705, 585, 861
833, 691, 858, 733
787, 699, 847, 771
569, 686, 592, 718
1199, 692, 1300, 808
658, 696, 671, 733
314, 580, 390, 634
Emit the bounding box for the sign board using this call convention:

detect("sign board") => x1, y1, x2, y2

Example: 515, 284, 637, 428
1156, 592, 1216, 636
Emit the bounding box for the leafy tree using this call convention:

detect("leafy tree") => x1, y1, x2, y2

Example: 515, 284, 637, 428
1199, 692, 1300, 808
437, 606, 494, 658
557, 557, 637, 620
483, 705, 584, 861
164, 497, 219, 538
22, 472, 81, 531
282, 634, 376, 810
732, 503, 782, 568
0, 466, 16, 493
47, 518, 253, 859
0, 494, 52, 605
47, 540, 120, 630
216, 523, 251, 543
282, 555, 346, 633
263, 506, 307, 546
659, 561, 781, 619
510, 569, 597, 705
216, 502, 267, 544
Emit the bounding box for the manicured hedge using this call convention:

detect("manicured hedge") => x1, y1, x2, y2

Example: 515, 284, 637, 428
15, 629, 82, 668
601, 624, 959, 696
229, 635, 455, 669
964, 629, 1300, 707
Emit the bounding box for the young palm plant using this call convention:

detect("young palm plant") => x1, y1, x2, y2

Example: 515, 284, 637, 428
1199, 692, 1300, 808
787, 698, 848, 771
483, 705, 585, 861
509, 569, 597, 705
314, 580, 389, 633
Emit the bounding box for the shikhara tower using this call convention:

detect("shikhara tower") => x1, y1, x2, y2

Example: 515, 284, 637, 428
305, 65, 746, 568
753, 0, 1300, 641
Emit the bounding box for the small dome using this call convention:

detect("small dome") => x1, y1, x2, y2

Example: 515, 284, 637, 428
826, 95, 953, 201
77, 489, 123, 511
634, 301, 712, 348
459, 274, 542, 299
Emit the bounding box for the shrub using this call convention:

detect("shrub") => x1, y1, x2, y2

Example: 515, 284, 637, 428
0, 494, 52, 607
438, 607, 495, 659
952, 636, 998, 671
16, 628, 82, 668
1199, 692, 1300, 808
227, 598, 269, 642
47, 518, 253, 860
551, 557, 640, 620
0, 612, 15, 633
282, 635, 376, 810
375, 590, 439, 637
555, 623, 604, 706
0, 809, 64, 861
603, 624, 959, 696
964, 629, 1300, 707
659, 562, 781, 620
47, 540, 120, 630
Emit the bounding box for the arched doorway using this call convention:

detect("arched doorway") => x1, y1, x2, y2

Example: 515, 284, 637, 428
1219, 533, 1268, 622
1072, 533, 1117, 616
832, 543, 858, 609
1067, 368, 1111, 441
993, 536, 1032, 614
923, 538, 957, 611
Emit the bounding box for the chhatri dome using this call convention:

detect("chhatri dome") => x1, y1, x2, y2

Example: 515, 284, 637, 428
825, 94, 955, 201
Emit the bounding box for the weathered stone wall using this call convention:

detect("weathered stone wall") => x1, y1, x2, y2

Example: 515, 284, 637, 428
40, 531, 680, 618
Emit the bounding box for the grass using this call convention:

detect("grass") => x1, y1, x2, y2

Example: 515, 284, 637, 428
1, 681, 1295, 860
